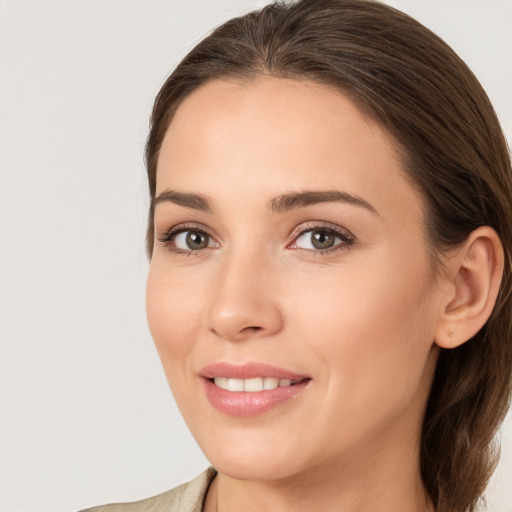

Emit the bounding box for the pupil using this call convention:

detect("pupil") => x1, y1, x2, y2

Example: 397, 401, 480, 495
186, 231, 208, 249
312, 231, 334, 249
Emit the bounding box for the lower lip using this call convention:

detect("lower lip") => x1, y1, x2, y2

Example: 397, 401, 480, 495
203, 378, 310, 417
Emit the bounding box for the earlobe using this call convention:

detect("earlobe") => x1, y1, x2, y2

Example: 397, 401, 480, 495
435, 226, 504, 349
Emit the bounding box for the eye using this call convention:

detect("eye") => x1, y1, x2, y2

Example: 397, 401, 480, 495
289, 223, 354, 254
157, 226, 218, 254
295, 230, 339, 250
173, 230, 214, 250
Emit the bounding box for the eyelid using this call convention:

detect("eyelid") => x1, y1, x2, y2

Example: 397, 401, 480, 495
287, 221, 355, 252
156, 220, 355, 256
156, 222, 219, 252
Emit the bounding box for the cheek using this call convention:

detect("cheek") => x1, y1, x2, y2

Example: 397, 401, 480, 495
290, 251, 434, 346
146, 264, 203, 368
286, 249, 437, 422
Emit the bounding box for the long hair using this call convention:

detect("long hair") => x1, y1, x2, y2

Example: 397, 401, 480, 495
144, 1, 512, 510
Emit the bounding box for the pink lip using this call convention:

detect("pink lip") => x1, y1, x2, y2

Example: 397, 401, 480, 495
200, 362, 309, 380
200, 362, 311, 417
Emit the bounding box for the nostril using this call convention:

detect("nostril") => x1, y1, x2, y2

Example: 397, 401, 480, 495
237, 325, 264, 336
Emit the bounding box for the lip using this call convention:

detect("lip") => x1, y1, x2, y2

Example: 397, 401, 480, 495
200, 362, 309, 380
200, 362, 311, 417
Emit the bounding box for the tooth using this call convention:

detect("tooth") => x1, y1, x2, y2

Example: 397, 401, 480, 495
214, 376, 295, 392
227, 378, 244, 391
214, 377, 229, 390
263, 377, 279, 390
244, 377, 264, 392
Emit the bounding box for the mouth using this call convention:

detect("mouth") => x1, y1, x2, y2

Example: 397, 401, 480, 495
200, 362, 312, 417
209, 376, 305, 392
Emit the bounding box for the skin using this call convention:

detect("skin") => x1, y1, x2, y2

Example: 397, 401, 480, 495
146, 77, 459, 512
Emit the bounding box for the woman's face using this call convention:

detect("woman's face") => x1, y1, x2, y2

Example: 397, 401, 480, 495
146, 77, 443, 481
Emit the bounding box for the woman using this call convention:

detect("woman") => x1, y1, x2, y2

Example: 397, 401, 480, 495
84, 0, 512, 511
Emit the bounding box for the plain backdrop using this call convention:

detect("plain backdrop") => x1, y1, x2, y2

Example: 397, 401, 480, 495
1, 1, 511, 511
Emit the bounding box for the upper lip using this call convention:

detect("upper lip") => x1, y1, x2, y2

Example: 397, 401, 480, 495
200, 362, 310, 381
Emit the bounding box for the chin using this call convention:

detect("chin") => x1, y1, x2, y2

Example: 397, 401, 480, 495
209, 450, 303, 482
193, 424, 310, 481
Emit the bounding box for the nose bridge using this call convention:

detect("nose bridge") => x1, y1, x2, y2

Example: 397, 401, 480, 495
206, 240, 283, 341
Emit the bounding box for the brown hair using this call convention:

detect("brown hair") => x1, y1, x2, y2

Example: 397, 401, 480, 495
145, 1, 512, 510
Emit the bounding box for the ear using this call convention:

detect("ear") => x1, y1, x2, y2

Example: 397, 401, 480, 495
435, 226, 504, 349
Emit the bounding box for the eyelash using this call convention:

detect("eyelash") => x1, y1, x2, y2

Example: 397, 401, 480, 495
156, 223, 216, 257
289, 221, 355, 255
156, 221, 355, 257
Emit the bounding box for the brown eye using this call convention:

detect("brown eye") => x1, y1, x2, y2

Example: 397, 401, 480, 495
173, 230, 214, 251
290, 223, 356, 254
186, 231, 209, 249
295, 229, 340, 250
311, 231, 336, 249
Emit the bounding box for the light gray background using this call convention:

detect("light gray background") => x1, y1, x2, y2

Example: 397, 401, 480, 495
1, 1, 511, 511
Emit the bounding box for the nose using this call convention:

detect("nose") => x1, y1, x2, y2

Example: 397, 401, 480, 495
206, 249, 284, 342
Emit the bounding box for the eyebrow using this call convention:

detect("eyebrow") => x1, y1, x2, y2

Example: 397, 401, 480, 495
152, 189, 379, 216
152, 189, 213, 213
267, 190, 379, 216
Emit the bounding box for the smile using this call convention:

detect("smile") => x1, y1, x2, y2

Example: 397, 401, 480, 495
212, 377, 297, 392
200, 362, 311, 417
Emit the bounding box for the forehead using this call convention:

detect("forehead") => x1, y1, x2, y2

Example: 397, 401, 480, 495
156, 77, 423, 225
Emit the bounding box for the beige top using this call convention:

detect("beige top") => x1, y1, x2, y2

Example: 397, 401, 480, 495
79, 468, 217, 512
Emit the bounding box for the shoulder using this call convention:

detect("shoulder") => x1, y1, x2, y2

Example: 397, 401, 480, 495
78, 468, 217, 512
